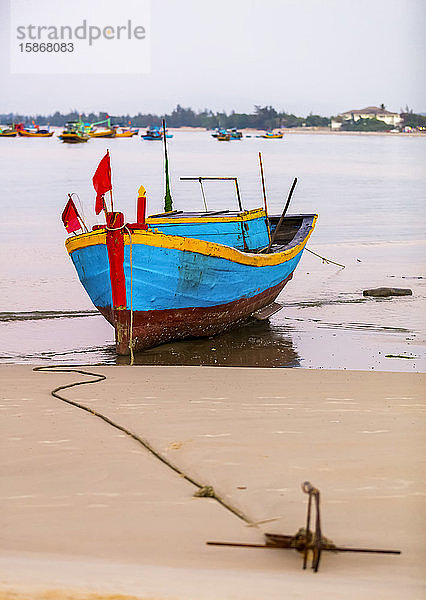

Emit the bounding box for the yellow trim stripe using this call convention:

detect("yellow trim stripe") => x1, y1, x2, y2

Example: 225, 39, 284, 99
19, 131, 53, 137
66, 215, 317, 267
65, 230, 106, 252
146, 207, 266, 225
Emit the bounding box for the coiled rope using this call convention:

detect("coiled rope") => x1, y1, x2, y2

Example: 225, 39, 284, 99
33, 365, 254, 525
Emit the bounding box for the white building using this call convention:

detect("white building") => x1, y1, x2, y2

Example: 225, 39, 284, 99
331, 106, 402, 130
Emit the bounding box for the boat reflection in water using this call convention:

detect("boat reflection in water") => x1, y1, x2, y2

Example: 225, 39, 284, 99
115, 319, 300, 368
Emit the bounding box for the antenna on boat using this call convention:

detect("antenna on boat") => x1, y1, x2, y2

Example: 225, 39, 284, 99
179, 177, 243, 212
162, 119, 173, 212
107, 148, 114, 212
258, 152, 272, 245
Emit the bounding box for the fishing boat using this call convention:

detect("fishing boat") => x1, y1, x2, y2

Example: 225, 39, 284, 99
17, 124, 54, 137
114, 127, 138, 138
87, 117, 116, 138
261, 131, 284, 139
211, 128, 227, 138
59, 122, 90, 143
228, 128, 243, 139
212, 128, 242, 140
142, 126, 173, 140
0, 127, 17, 137
62, 130, 317, 356
64, 201, 316, 356
89, 129, 116, 138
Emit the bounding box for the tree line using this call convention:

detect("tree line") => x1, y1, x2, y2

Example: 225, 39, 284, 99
0, 105, 331, 129
2, 105, 423, 130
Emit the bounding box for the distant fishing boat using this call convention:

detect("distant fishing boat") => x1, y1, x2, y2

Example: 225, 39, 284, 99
211, 128, 226, 138
59, 121, 90, 143
62, 125, 316, 356
18, 129, 54, 137
87, 117, 116, 138
228, 128, 243, 139
142, 126, 173, 140
17, 123, 54, 137
114, 127, 138, 138
212, 128, 242, 140
89, 129, 116, 138
0, 127, 17, 137
261, 131, 284, 139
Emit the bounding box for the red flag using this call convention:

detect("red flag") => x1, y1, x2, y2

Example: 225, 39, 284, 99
92, 151, 112, 215
61, 198, 81, 233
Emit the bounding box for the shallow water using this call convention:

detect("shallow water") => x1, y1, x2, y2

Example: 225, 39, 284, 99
0, 130, 425, 370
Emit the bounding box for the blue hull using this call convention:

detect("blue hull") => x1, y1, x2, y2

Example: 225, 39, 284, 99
71, 238, 303, 312
66, 214, 317, 353
142, 134, 173, 140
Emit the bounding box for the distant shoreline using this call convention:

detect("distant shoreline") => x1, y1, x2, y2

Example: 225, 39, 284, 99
1, 123, 423, 137
276, 127, 425, 137
168, 126, 425, 137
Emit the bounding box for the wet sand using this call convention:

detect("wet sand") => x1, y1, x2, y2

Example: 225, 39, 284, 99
1, 365, 425, 599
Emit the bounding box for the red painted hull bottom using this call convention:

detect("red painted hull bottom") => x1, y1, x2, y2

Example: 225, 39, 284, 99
98, 275, 292, 355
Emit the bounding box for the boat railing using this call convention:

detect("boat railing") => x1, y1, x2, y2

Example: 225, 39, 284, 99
180, 176, 243, 212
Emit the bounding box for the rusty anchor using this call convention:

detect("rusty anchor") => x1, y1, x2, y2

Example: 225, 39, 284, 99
207, 481, 401, 572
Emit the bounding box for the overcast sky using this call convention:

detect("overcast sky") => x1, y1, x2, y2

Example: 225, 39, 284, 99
0, 0, 425, 116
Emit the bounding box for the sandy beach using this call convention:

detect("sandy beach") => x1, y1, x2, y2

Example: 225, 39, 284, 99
235, 127, 424, 137
276, 127, 426, 136
1, 365, 425, 599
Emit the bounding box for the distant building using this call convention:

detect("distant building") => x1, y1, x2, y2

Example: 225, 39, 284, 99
331, 106, 402, 130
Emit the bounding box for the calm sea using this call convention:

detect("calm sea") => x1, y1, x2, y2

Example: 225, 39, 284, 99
0, 130, 424, 371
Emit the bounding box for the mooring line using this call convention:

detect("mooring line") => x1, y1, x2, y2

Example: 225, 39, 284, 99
33, 365, 254, 525
305, 247, 346, 268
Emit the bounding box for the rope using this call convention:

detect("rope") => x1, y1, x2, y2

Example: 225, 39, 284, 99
33, 365, 255, 525
105, 224, 126, 231
70, 193, 89, 233
305, 247, 346, 268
